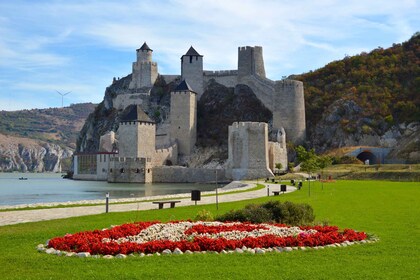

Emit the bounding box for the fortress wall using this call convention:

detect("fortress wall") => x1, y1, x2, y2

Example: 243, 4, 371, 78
238, 75, 275, 111
152, 143, 178, 166
162, 75, 180, 84
107, 157, 152, 183
227, 122, 274, 180
152, 166, 226, 183
203, 70, 238, 88
273, 80, 306, 144
113, 93, 150, 110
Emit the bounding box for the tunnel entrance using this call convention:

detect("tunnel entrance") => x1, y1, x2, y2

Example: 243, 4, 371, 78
356, 151, 377, 165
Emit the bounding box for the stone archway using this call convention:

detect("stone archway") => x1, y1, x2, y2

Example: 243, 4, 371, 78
356, 151, 377, 165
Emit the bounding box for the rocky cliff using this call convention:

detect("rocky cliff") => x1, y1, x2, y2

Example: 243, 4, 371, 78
0, 134, 73, 172
0, 103, 96, 172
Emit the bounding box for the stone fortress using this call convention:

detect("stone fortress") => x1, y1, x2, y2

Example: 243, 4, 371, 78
73, 42, 306, 183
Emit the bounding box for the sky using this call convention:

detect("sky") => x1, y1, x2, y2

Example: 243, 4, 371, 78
0, 0, 419, 111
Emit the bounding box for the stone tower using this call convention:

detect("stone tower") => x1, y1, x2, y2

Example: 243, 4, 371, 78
170, 80, 197, 157
227, 122, 274, 180
181, 46, 204, 98
117, 105, 156, 158
238, 46, 266, 80
129, 42, 158, 89
273, 80, 306, 144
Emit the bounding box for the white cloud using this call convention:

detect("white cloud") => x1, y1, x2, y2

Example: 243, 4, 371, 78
0, 0, 418, 110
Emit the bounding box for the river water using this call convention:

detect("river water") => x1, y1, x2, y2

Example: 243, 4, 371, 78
0, 173, 218, 206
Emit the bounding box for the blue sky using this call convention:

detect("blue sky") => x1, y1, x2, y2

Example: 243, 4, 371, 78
0, 0, 419, 111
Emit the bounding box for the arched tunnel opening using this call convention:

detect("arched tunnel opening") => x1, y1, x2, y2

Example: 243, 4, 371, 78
356, 151, 377, 165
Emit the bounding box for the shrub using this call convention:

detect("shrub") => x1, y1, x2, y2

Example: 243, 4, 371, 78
217, 201, 315, 226
194, 209, 214, 221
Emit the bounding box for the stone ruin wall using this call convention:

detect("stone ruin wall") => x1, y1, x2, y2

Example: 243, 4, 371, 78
226, 122, 274, 180
268, 142, 288, 171
152, 142, 178, 166
203, 70, 238, 88
113, 92, 150, 111
108, 157, 153, 183
152, 166, 227, 183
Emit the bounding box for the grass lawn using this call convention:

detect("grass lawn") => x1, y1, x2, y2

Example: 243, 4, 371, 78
0, 180, 418, 279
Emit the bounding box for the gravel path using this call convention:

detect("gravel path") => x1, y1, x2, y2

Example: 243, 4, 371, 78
0, 183, 296, 226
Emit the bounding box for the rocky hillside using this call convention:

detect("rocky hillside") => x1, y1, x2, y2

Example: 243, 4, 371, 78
292, 33, 419, 162
0, 103, 96, 172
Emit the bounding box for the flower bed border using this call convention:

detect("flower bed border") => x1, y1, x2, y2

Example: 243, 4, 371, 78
39, 221, 377, 258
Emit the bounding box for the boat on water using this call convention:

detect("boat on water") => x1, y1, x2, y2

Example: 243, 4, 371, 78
18, 177, 28, 180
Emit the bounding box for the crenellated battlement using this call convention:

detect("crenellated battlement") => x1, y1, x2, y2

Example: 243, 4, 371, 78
155, 142, 176, 154
171, 91, 197, 95
120, 121, 155, 126
110, 157, 147, 163
230, 121, 267, 130
135, 61, 158, 67
275, 79, 303, 89
204, 70, 238, 77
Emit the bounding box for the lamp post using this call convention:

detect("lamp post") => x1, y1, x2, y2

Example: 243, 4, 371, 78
105, 192, 109, 213
215, 169, 219, 210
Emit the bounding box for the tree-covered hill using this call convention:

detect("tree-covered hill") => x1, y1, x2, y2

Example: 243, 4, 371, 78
291, 33, 419, 158
0, 103, 96, 149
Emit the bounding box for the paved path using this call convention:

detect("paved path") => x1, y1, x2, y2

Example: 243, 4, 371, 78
0, 184, 296, 226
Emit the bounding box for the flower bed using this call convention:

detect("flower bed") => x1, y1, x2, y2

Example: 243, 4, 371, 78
45, 221, 367, 256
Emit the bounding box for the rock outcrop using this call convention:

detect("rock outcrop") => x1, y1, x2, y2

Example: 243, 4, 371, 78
0, 134, 73, 172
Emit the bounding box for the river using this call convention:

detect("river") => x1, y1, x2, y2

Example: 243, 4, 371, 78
0, 173, 218, 206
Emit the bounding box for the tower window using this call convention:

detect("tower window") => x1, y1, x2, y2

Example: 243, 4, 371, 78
189, 56, 192, 63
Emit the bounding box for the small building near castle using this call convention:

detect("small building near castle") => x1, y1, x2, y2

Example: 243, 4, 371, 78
73, 42, 305, 183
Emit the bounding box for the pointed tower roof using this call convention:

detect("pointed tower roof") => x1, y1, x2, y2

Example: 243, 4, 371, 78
121, 105, 154, 123
184, 46, 202, 57
174, 80, 196, 93
137, 42, 152, 52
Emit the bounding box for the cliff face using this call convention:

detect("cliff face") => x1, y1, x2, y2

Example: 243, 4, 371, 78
0, 103, 96, 172
0, 134, 73, 172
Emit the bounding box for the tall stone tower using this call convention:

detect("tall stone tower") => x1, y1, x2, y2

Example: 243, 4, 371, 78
273, 80, 306, 144
227, 122, 274, 180
170, 80, 197, 157
129, 42, 158, 90
181, 46, 204, 98
117, 105, 156, 158
238, 46, 266, 80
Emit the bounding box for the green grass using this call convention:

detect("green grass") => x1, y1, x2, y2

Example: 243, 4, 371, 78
0, 180, 418, 279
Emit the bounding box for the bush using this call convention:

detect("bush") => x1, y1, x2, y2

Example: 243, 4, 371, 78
216, 201, 315, 226
194, 209, 214, 221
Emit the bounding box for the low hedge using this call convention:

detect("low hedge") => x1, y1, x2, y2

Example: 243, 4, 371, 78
216, 201, 315, 225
